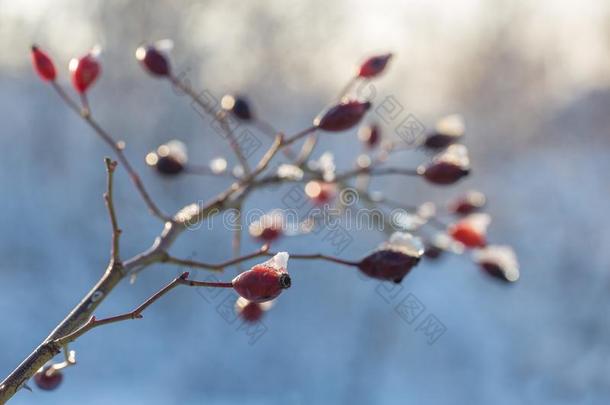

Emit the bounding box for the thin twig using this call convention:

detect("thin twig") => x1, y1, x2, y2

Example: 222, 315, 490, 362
168, 75, 252, 175
266, 251, 361, 267
163, 244, 270, 271
54, 272, 233, 346
103, 158, 121, 263
283, 126, 318, 147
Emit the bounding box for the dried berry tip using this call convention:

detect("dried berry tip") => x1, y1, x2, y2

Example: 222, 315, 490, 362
279, 273, 291, 289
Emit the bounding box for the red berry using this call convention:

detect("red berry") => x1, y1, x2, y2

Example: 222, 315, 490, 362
358, 124, 380, 148
235, 297, 272, 323
423, 114, 465, 149
33, 366, 63, 391
31, 45, 56, 81
232, 253, 290, 303
221, 95, 253, 121
145, 140, 187, 176
69, 51, 101, 93
449, 190, 486, 215
358, 232, 423, 283
448, 214, 490, 248
304, 181, 336, 205
135, 45, 171, 77
314, 100, 371, 132
473, 245, 519, 282
249, 211, 284, 242
419, 145, 470, 185
358, 53, 393, 78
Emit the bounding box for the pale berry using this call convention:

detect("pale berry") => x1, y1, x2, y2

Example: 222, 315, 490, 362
314, 100, 371, 132
358, 53, 393, 78
473, 245, 519, 282
31, 45, 56, 81
305, 181, 336, 205
358, 123, 380, 148
232, 253, 291, 303
33, 366, 63, 391
358, 232, 423, 283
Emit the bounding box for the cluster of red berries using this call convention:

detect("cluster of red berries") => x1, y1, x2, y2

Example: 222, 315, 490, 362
27, 43, 519, 396
32, 45, 101, 95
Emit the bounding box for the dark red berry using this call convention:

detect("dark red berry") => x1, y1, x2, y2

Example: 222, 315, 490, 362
135, 45, 170, 77
448, 214, 490, 248
358, 232, 423, 283
305, 181, 336, 205
235, 297, 271, 323
146, 140, 187, 176
69, 51, 100, 93
358, 53, 393, 78
314, 100, 371, 132
31, 45, 56, 81
232, 253, 290, 303
221, 95, 253, 121
358, 124, 380, 148
449, 190, 486, 215
34, 366, 63, 391
419, 145, 470, 185
423, 114, 465, 149
474, 245, 519, 282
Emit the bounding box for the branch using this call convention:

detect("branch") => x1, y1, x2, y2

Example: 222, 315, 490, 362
54, 272, 233, 347
163, 244, 270, 271
50, 82, 170, 222
103, 158, 121, 263
268, 251, 360, 267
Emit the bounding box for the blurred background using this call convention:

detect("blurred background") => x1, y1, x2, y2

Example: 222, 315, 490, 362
1, 0, 610, 404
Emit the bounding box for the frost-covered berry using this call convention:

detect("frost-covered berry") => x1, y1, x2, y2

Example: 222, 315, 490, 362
232, 253, 291, 303
33, 366, 63, 391
358, 232, 424, 283
249, 210, 284, 242
314, 100, 371, 132
419, 144, 470, 185
424, 114, 465, 149
449, 190, 486, 215
145, 140, 188, 176
473, 245, 519, 282
235, 297, 273, 323
448, 213, 490, 248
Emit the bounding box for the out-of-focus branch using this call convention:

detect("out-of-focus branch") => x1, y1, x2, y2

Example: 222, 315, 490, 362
168, 75, 251, 175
